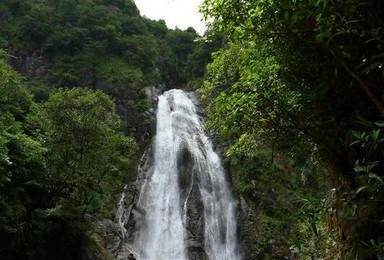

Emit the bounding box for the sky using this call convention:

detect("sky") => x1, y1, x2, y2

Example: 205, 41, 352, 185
134, 0, 206, 35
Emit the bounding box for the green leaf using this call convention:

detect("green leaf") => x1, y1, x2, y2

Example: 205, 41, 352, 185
309, 0, 317, 6
315, 33, 323, 43
25, 180, 44, 188
355, 186, 367, 195
354, 165, 366, 173
312, 223, 318, 236
350, 130, 361, 139
284, 11, 290, 21
350, 140, 362, 146
354, 160, 366, 173
368, 173, 383, 183
371, 129, 380, 141
292, 236, 301, 249
323, 29, 331, 38
291, 13, 299, 24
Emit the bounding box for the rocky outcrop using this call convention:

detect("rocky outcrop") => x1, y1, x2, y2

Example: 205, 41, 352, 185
6, 49, 51, 79
237, 197, 259, 259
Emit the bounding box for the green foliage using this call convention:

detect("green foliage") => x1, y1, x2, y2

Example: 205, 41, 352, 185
185, 34, 222, 86
26, 207, 89, 259
228, 138, 327, 258
154, 28, 199, 88
95, 56, 144, 91
0, 0, 204, 92
325, 123, 384, 259
0, 0, 207, 140
0, 0, 206, 257
200, 0, 384, 257
0, 51, 32, 118
89, 235, 115, 260
0, 51, 48, 259
0, 52, 138, 258
291, 198, 339, 260
32, 88, 137, 210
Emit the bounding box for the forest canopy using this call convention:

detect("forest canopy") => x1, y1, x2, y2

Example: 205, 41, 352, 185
0, 51, 137, 258
0, 0, 215, 137
199, 0, 384, 258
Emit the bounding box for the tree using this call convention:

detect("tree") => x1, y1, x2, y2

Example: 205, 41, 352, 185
0, 50, 47, 258
160, 28, 198, 87
200, 0, 384, 258
0, 58, 138, 257
185, 33, 223, 85
35, 88, 137, 213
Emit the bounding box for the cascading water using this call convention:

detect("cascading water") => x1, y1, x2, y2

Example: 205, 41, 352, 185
116, 185, 128, 244
133, 89, 241, 260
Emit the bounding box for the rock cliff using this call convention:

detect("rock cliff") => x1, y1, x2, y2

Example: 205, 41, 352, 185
99, 87, 259, 260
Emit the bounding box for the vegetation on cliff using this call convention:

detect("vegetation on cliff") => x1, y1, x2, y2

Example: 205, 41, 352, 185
199, 0, 384, 258
0, 0, 215, 258
0, 0, 215, 138
0, 52, 136, 258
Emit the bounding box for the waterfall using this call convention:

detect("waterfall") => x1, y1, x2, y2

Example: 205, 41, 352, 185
116, 185, 128, 245
133, 89, 241, 260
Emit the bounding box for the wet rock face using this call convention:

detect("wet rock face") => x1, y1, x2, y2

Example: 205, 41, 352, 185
119, 144, 210, 260
145, 85, 164, 105
110, 88, 260, 260
176, 145, 208, 259
185, 182, 208, 260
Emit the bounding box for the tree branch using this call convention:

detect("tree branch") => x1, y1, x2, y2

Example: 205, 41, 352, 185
326, 43, 384, 114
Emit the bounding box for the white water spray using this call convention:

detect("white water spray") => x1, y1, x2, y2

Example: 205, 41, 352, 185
134, 89, 241, 260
